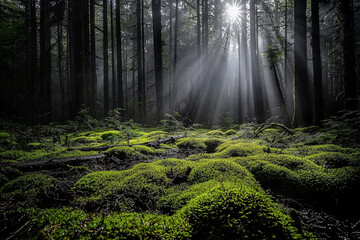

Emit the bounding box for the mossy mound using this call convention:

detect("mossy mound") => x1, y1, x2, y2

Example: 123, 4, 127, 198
28, 207, 190, 240
0, 131, 10, 144
203, 138, 224, 153
180, 186, 311, 240
133, 145, 155, 155
0, 173, 57, 206
207, 130, 225, 136
188, 159, 257, 186
306, 152, 359, 168
104, 146, 146, 159
215, 142, 264, 157
74, 164, 170, 211
70, 136, 101, 145
100, 130, 122, 141
225, 129, 237, 135
176, 138, 206, 150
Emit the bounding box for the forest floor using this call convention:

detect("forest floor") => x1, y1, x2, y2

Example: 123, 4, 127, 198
0, 111, 360, 239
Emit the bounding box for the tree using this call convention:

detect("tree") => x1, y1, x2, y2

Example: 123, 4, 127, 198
40, 0, 52, 122
311, 0, 324, 125
90, 0, 97, 116
103, 0, 109, 116
340, 0, 357, 110
152, 0, 164, 120
116, 0, 124, 114
137, 0, 146, 122
294, 0, 312, 125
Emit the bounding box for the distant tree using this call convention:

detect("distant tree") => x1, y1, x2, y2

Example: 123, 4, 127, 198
116, 0, 124, 114
103, 0, 109, 116
152, 0, 164, 120
340, 0, 357, 110
294, 0, 312, 125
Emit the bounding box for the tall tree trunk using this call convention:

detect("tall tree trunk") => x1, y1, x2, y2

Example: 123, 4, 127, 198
116, 0, 124, 114
168, 0, 173, 111
103, 0, 109, 116
203, 0, 208, 52
90, 0, 97, 116
341, 0, 357, 110
40, 0, 52, 123
58, 20, 65, 119
196, 0, 201, 57
294, 0, 312, 125
173, 0, 179, 111
30, 0, 37, 124
152, 0, 164, 121
137, 0, 146, 122
311, 0, 323, 125
250, 0, 264, 123
70, 0, 86, 119
241, 0, 249, 121
83, 0, 91, 113
110, 0, 116, 109
25, 2, 31, 123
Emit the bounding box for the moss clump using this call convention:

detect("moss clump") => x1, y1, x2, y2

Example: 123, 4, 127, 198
26, 142, 46, 150
180, 186, 309, 240
225, 129, 237, 135
215, 142, 264, 157
0, 166, 22, 186
74, 164, 170, 211
306, 152, 357, 168
29, 207, 189, 240
103, 146, 146, 159
308, 144, 357, 154
70, 136, 101, 145
0, 131, 10, 144
133, 145, 155, 155
176, 138, 206, 150
100, 130, 122, 141
207, 130, 225, 136
0, 173, 56, 206
188, 159, 256, 186
203, 138, 224, 153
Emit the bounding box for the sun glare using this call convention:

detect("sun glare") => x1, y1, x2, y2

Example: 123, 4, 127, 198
225, 3, 241, 23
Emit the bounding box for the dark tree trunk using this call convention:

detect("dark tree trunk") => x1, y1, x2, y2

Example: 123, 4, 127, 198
83, 0, 91, 113
58, 20, 65, 119
30, 0, 37, 124
40, 0, 52, 123
241, 0, 250, 121
90, 0, 97, 116
152, 0, 164, 121
311, 0, 323, 125
168, 0, 173, 111
173, 0, 179, 111
137, 0, 146, 122
196, 0, 201, 57
294, 0, 312, 125
250, 0, 264, 123
110, 0, 116, 109
70, 0, 86, 119
340, 0, 357, 110
103, 0, 109, 116
203, 0, 208, 52
116, 0, 124, 114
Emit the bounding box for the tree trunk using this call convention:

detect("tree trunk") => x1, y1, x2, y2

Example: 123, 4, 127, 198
137, 0, 146, 122
294, 0, 312, 125
173, 0, 179, 111
83, 0, 91, 113
116, 0, 124, 114
311, 0, 323, 125
196, 0, 201, 57
58, 20, 65, 119
152, 0, 164, 121
40, 0, 52, 123
110, 0, 116, 109
90, 0, 97, 116
250, 0, 264, 123
103, 0, 109, 116
340, 0, 357, 110
30, 0, 37, 124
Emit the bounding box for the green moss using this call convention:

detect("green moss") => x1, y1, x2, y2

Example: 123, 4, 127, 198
308, 144, 357, 154
176, 138, 206, 150
225, 129, 237, 135
100, 130, 122, 141
29, 207, 190, 240
70, 136, 101, 145
26, 142, 46, 150
207, 130, 225, 136
305, 152, 357, 168
180, 186, 309, 240
0, 173, 56, 205
104, 146, 146, 159
0, 131, 11, 144
215, 142, 264, 157
203, 138, 224, 153
188, 159, 256, 186
0, 166, 22, 186
0, 149, 28, 161
133, 145, 155, 154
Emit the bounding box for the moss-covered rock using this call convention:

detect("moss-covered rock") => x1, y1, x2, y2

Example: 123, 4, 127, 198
207, 130, 225, 136
176, 138, 206, 150
215, 142, 264, 157
104, 146, 146, 159
133, 145, 155, 155
100, 130, 122, 141
0, 173, 57, 206
225, 129, 237, 135
306, 152, 358, 168
180, 186, 311, 240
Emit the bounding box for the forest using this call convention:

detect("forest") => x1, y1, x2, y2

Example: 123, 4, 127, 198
0, 0, 359, 239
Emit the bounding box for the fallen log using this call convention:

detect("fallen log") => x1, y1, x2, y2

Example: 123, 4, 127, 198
7, 154, 106, 172
68, 134, 186, 151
